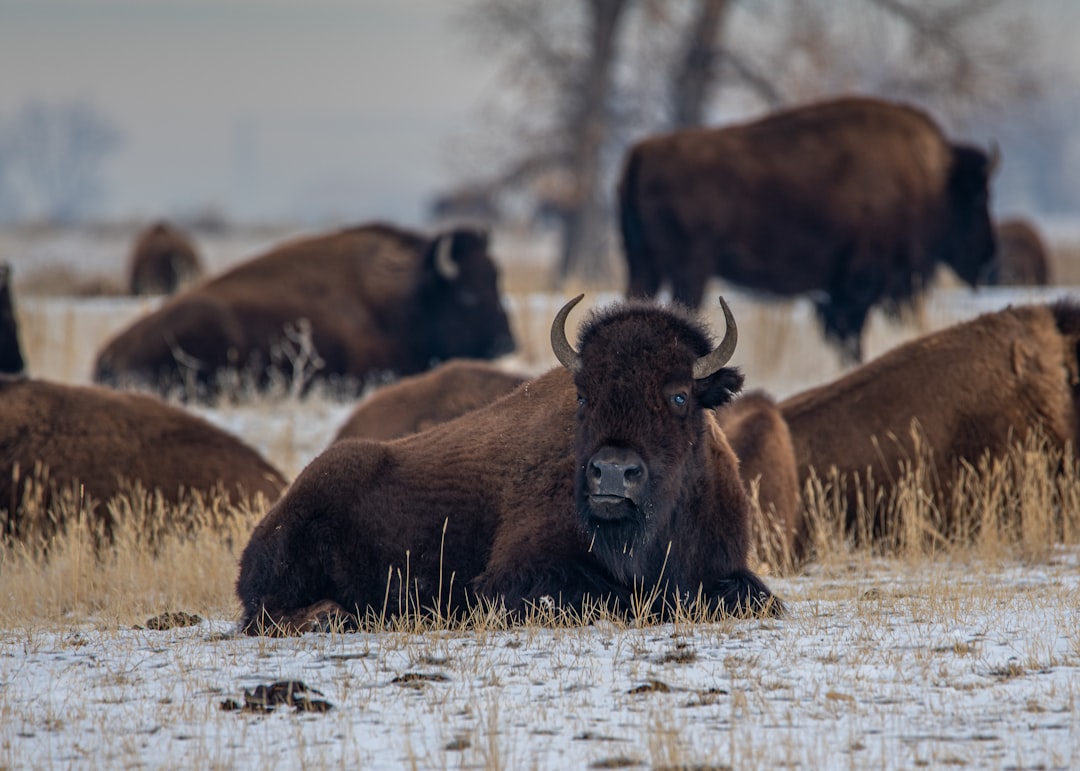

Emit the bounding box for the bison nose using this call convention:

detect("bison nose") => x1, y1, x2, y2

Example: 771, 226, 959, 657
588, 447, 647, 500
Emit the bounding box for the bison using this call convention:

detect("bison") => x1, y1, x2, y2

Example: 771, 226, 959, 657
332, 359, 529, 443
1, 375, 286, 542
618, 95, 998, 362
128, 220, 205, 295
0, 263, 25, 375
716, 391, 803, 570
236, 295, 779, 634
989, 217, 1051, 286
94, 222, 516, 402
779, 300, 1080, 542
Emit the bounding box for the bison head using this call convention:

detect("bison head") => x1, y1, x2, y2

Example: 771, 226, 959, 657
552, 295, 744, 581
943, 143, 998, 287
418, 228, 516, 362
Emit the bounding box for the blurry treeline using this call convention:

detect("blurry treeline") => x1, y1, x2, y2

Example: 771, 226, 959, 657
0, 101, 123, 226
448, 0, 1071, 285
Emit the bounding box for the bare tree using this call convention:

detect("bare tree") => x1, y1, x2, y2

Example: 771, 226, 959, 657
6, 101, 123, 225
457, 0, 1039, 285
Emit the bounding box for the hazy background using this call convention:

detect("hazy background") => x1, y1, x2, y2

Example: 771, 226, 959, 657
0, 0, 493, 226
2, 0, 1079, 232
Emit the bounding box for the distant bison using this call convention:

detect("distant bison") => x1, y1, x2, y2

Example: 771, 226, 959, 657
94, 223, 516, 402
779, 301, 1080, 541
619, 95, 998, 362
0, 376, 286, 542
716, 391, 803, 570
0, 263, 25, 375
333, 359, 529, 443
989, 217, 1051, 286
129, 220, 204, 295
237, 295, 779, 634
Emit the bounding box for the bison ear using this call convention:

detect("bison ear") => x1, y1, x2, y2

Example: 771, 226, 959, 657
693, 367, 744, 410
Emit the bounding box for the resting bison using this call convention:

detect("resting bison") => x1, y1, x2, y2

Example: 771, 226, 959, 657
1, 376, 286, 542
94, 222, 516, 402
716, 391, 803, 569
779, 300, 1080, 540
332, 359, 529, 443
989, 217, 1051, 286
619, 95, 998, 362
0, 263, 25, 375
128, 220, 204, 295
237, 295, 779, 634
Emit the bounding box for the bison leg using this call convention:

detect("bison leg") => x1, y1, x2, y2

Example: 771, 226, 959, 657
242, 600, 356, 637
707, 567, 783, 618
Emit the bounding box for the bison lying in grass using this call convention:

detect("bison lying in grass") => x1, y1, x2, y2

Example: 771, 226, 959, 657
780, 300, 1080, 545
1, 376, 286, 543
237, 296, 780, 634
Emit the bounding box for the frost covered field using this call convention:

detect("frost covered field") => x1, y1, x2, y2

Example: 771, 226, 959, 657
2, 554, 1079, 769
2, 223, 1080, 769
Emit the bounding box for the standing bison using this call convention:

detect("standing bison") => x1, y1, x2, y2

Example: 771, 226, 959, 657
237, 295, 779, 634
94, 223, 516, 402
332, 359, 529, 443
619, 96, 998, 362
989, 217, 1051, 286
128, 220, 205, 295
779, 300, 1080, 541
0, 263, 25, 375
1, 376, 286, 543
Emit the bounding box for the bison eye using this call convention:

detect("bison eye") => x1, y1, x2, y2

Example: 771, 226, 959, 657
669, 392, 687, 407
577, 394, 587, 407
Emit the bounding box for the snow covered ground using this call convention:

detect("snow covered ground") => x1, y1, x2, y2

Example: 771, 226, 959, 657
2, 552, 1078, 770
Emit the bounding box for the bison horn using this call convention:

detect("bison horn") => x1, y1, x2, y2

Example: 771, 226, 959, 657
433, 233, 460, 280
551, 293, 584, 373
692, 296, 738, 380
987, 141, 1001, 176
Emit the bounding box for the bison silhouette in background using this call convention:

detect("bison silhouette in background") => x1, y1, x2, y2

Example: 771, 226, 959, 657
619, 95, 998, 362
0, 263, 25, 375
128, 220, 205, 296
94, 222, 516, 402
237, 295, 779, 634
989, 217, 1051, 286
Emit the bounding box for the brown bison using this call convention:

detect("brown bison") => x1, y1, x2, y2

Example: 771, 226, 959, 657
0, 263, 25, 375
716, 391, 803, 569
1, 375, 286, 541
332, 359, 529, 443
619, 95, 998, 362
236, 295, 779, 634
94, 222, 516, 402
779, 300, 1080, 540
128, 220, 205, 295
989, 217, 1051, 286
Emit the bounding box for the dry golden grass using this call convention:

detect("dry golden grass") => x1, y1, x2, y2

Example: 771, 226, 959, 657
2, 430, 1077, 635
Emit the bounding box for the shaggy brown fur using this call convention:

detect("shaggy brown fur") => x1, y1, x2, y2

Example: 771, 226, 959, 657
95, 222, 515, 402
0, 376, 286, 542
0, 263, 25, 375
990, 217, 1051, 286
619, 95, 997, 362
332, 359, 529, 442
128, 220, 204, 295
236, 298, 778, 634
716, 391, 803, 569
780, 301, 1080, 539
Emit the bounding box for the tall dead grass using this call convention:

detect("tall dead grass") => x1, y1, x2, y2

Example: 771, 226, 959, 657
3, 432, 1077, 632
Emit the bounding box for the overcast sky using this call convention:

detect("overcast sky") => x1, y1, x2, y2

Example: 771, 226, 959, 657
2, 1, 1079, 228
0, 0, 494, 226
